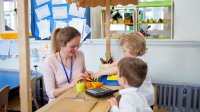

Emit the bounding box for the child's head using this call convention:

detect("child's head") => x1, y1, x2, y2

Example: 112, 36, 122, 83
120, 32, 146, 57
117, 57, 147, 88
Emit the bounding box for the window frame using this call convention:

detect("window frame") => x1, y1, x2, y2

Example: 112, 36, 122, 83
0, 0, 17, 32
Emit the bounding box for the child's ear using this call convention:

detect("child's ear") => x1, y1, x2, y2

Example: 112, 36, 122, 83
121, 76, 128, 85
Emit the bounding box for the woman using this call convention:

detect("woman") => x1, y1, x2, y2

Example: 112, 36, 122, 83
43, 26, 88, 100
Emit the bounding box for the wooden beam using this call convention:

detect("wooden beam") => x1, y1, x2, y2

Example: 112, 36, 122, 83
17, 0, 32, 112
105, 0, 111, 61
134, 6, 138, 32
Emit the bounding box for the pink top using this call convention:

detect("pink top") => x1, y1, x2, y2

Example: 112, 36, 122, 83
42, 50, 86, 99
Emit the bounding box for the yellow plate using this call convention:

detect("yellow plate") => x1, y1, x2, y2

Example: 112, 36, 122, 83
107, 74, 118, 80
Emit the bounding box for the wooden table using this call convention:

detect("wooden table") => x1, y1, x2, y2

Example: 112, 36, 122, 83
36, 86, 121, 112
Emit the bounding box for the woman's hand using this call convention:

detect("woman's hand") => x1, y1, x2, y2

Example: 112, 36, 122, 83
107, 97, 118, 107
70, 73, 84, 87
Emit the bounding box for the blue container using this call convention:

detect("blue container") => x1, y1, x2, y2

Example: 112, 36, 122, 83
101, 75, 119, 86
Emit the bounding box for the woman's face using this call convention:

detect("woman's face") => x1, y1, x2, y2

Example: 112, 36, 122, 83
64, 36, 80, 57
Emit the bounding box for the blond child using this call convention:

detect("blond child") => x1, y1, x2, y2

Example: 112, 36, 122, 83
91, 32, 154, 106
107, 57, 152, 112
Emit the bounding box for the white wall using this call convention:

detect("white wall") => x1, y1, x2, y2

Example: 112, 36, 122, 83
144, 41, 200, 84
174, 0, 200, 41
80, 39, 123, 72
90, 7, 102, 39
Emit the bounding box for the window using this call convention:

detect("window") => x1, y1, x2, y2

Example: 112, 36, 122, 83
3, 0, 17, 31
141, 7, 164, 31
1, 0, 31, 33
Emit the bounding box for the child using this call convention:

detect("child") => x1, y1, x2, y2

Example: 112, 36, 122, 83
91, 32, 154, 106
107, 57, 153, 112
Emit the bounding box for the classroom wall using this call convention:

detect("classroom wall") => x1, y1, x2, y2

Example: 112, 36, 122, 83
174, 0, 200, 41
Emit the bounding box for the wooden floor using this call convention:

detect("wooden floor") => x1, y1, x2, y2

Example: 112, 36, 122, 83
153, 105, 170, 112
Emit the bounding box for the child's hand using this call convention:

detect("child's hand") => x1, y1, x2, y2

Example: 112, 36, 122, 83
83, 71, 94, 77
107, 97, 118, 107
90, 72, 102, 80
86, 71, 94, 76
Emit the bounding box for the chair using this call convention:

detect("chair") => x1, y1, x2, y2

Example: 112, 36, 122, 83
0, 85, 10, 112
8, 77, 39, 111
31, 77, 39, 109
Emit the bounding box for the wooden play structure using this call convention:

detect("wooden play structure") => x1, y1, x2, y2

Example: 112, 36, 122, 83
18, 0, 138, 111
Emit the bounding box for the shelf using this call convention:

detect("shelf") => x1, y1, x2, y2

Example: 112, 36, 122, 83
137, 1, 172, 8
101, 10, 134, 13
100, 1, 173, 39
137, 22, 170, 25
145, 37, 171, 39
125, 23, 134, 26
105, 23, 134, 26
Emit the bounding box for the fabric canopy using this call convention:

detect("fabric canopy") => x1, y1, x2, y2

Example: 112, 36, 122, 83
69, 0, 138, 7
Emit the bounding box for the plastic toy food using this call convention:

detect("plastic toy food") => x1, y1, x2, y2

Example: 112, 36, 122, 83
77, 76, 104, 91
76, 82, 85, 92
84, 76, 93, 82
84, 82, 103, 90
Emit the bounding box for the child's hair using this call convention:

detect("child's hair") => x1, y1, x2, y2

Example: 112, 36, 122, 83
51, 26, 81, 54
120, 32, 146, 56
118, 57, 147, 87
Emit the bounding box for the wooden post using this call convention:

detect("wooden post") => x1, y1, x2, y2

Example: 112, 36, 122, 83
101, 10, 105, 39
18, 0, 32, 112
134, 6, 138, 32
105, 0, 111, 61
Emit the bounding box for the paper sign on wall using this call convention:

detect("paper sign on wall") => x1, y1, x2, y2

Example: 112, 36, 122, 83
69, 3, 86, 18
68, 18, 90, 43
40, 42, 51, 52
35, 5, 51, 20
55, 21, 68, 28
69, 18, 85, 34
40, 42, 51, 62
36, 0, 50, 6
52, 0, 66, 5
52, 6, 68, 19
37, 19, 51, 39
